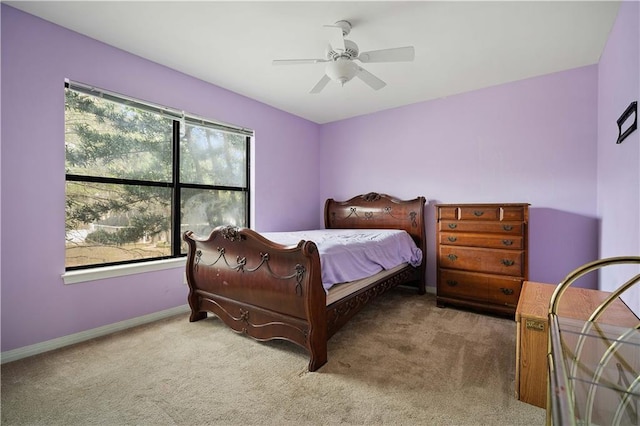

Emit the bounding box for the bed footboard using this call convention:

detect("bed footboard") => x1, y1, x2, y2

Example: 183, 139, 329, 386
183, 226, 328, 371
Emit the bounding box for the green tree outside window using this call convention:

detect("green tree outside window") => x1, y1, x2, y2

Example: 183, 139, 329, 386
65, 85, 249, 269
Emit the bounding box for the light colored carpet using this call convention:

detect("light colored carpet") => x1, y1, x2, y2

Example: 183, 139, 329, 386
1, 288, 545, 425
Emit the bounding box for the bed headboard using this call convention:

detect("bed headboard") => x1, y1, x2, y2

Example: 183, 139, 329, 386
324, 192, 427, 263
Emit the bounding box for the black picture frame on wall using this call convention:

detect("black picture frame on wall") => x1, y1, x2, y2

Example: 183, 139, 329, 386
616, 101, 637, 144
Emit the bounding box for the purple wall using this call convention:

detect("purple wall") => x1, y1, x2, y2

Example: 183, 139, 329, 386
0, 6, 320, 352
319, 66, 600, 291
2, 3, 637, 354
597, 1, 639, 312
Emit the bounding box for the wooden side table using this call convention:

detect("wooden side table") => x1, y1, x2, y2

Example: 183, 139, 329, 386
514, 281, 638, 408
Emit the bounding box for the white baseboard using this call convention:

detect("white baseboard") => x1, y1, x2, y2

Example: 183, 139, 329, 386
1, 304, 191, 364
2, 288, 436, 364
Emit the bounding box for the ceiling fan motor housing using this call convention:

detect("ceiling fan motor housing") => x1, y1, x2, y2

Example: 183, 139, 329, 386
326, 39, 359, 61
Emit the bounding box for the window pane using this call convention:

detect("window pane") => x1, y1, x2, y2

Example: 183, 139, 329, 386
180, 124, 246, 187
180, 188, 247, 253
65, 89, 173, 182
66, 181, 172, 268
64, 82, 251, 271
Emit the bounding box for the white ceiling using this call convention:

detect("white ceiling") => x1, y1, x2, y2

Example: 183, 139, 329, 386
6, 1, 620, 124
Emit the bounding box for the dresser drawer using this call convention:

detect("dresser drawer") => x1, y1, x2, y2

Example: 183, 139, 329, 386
437, 206, 458, 220
439, 221, 524, 235
487, 277, 522, 307
458, 206, 500, 221
439, 232, 523, 249
439, 246, 524, 276
439, 269, 521, 306
501, 206, 527, 221
438, 269, 487, 301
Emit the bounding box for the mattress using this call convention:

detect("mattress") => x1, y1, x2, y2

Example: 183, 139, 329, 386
261, 229, 422, 291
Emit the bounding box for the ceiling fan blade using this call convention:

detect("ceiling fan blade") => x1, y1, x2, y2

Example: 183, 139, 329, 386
357, 46, 415, 63
323, 25, 346, 52
310, 75, 331, 94
272, 58, 328, 65
355, 66, 386, 90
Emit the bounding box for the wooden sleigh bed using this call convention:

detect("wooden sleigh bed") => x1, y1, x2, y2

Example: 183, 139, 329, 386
183, 192, 426, 371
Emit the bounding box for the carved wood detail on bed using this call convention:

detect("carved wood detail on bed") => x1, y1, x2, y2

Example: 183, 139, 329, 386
183, 193, 426, 371
326, 266, 419, 338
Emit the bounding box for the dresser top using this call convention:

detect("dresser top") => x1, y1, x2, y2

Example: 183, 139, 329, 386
435, 203, 530, 207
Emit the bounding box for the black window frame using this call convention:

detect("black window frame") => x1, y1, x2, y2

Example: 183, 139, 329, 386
64, 81, 251, 271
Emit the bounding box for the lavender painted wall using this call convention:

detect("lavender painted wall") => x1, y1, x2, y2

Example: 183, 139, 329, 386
2, 3, 636, 355
319, 66, 600, 291
597, 1, 640, 312
0, 6, 320, 352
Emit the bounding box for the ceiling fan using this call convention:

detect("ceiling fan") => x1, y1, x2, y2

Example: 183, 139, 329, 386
272, 20, 415, 94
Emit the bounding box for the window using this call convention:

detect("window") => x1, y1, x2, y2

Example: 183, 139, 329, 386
64, 81, 251, 270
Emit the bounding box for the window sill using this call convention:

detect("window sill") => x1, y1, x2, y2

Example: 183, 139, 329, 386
62, 257, 186, 285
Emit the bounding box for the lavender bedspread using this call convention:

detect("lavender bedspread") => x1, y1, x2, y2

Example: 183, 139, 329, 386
261, 229, 422, 291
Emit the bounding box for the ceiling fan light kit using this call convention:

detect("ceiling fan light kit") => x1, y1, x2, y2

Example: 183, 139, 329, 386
272, 20, 415, 94
326, 58, 358, 85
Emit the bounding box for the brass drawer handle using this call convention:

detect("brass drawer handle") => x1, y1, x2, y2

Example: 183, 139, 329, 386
503, 225, 513, 231
501, 259, 515, 266
447, 254, 458, 262
502, 240, 513, 246
473, 210, 484, 217
448, 223, 457, 229
500, 288, 514, 295
447, 236, 458, 242
446, 280, 458, 287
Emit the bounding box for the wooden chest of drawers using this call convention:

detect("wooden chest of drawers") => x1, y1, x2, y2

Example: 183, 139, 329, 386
435, 203, 529, 316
